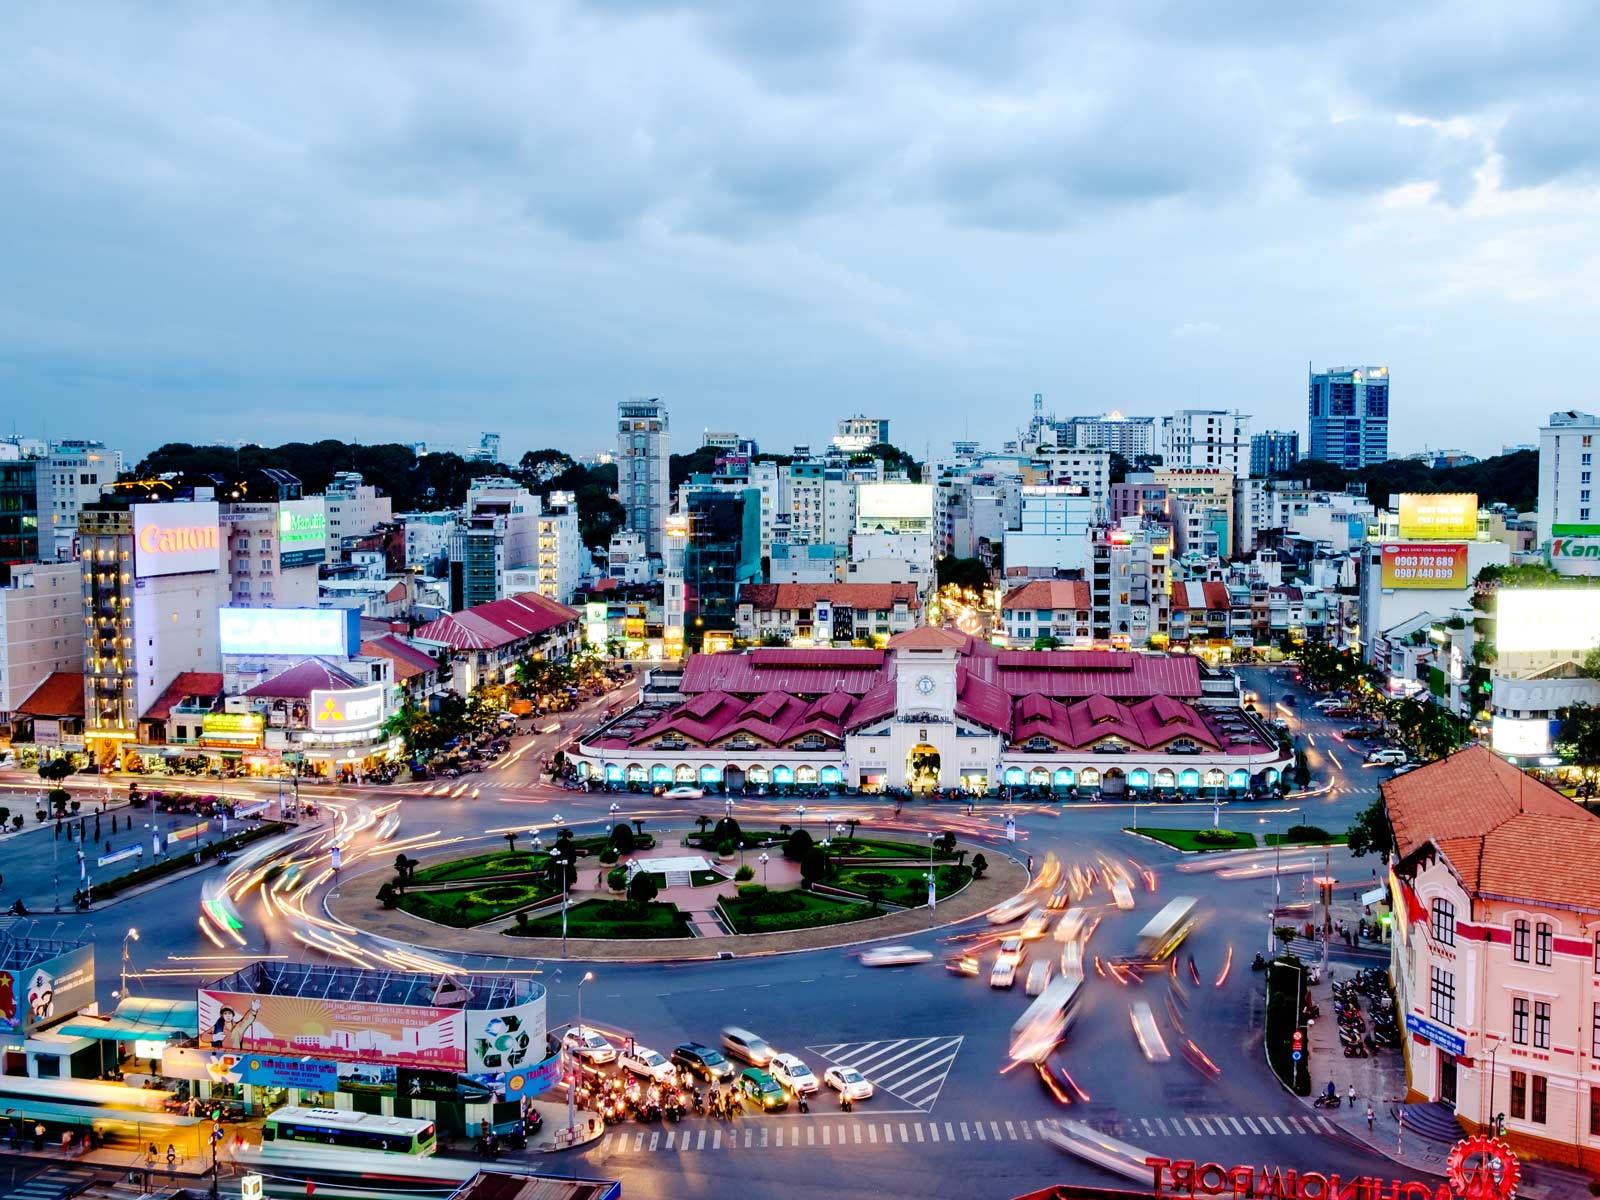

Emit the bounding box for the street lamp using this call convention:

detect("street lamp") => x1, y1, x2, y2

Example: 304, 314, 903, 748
724, 797, 734, 819
758, 852, 770, 884
570, 970, 595, 1138
609, 802, 619, 827
927, 832, 937, 909
121, 928, 139, 995
796, 805, 806, 833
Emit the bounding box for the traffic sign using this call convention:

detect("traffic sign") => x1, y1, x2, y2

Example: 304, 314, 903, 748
241, 1176, 264, 1200
1292, 1050, 1302, 1061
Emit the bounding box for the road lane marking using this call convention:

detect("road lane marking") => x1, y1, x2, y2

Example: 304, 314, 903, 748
634, 1132, 644, 1150
1197, 1117, 1215, 1135
945, 1122, 955, 1141
744, 1128, 753, 1148
1228, 1117, 1245, 1135
844, 1039, 911, 1070
974, 1123, 986, 1141
867, 1124, 877, 1144
853, 1124, 862, 1144
773, 1127, 781, 1147
1272, 1117, 1292, 1135
1318, 1117, 1336, 1133
1004, 1121, 1016, 1138
929, 1123, 939, 1142
697, 1130, 707, 1149
649, 1133, 659, 1151
1243, 1117, 1260, 1134
665, 1132, 674, 1149
990, 1121, 1002, 1139
713, 1130, 721, 1150
1185, 1118, 1202, 1136
807, 1126, 815, 1146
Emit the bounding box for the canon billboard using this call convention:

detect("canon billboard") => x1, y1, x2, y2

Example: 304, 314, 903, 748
133, 501, 221, 578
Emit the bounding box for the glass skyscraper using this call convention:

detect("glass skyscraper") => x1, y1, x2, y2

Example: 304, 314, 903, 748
1308, 365, 1389, 469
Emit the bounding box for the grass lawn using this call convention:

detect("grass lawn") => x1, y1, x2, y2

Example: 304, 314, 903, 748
1265, 832, 1348, 847
719, 889, 873, 934
396, 880, 557, 927
828, 838, 959, 861
410, 850, 551, 885
830, 864, 972, 907
685, 829, 787, 850
1126, 826, 1257, 852
505, 898, 692, 939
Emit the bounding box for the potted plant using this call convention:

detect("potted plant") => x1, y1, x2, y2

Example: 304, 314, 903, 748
716, 839, 737, 862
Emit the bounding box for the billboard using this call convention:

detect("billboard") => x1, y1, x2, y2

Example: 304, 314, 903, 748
199, 989, 465, 1070
1497, 588, 1600, 654
1378, 543, 1468, 589
133, 501, 221, 577
310, 683, 386, 732
1396, 493, 1477, 541
235, 1055, 338, 1090
1548, 535, 1600, 577
0, 945, 96, 1033
465, 997, 545, 1075
857, 483, 933, 523
278, 499, 328, 569
1491, 716, 1555, 758
219, 607, 353, 658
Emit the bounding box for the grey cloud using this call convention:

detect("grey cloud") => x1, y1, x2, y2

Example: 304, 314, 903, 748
1292, 117, 1484, 205
1496, 96, 1600, 187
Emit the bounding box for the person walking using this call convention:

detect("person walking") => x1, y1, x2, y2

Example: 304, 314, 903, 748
1366, 1104, 1375, 1132
1347, 1084, 1356, 1108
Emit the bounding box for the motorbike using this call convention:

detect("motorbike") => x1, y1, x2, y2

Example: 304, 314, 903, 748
1313, 1092, 1341, 1110
1251, 953, 1267, 971
1343, 1041, 1370, 1058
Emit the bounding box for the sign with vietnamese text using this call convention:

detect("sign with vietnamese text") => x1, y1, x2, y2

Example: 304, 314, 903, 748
502, 1050, 562, 1099
309, 684, 386, 733
198, 989, 465, 1070
1379, 543, 1467, 589
132, 501, 221, 578
220, 607, 352, 658
1396, 493, 1477, 541
1405, 1011, 1466, 1056
235, 1054, 338, 1090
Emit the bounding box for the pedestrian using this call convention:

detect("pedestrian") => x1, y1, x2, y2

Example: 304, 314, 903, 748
34, 1122, 45, 1150
1366, 1104, 1375, 1132
5, 1119, 15, 1148
1347, 1085, 1356, 1108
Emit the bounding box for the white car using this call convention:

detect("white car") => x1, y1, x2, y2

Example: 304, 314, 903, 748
663, 785, 704, 799
618, 1044, 675, 1084
770, 1052, 819, 1094
1025, 959, 1053, 996
823, 1066, 874, 1101
990, 957, 1018, 989
562, 1027, 618, 1064
860, 945, 933, 967
997, 937, 1024, 965
1019, 908, 1051, 940
1366, 748, 1408, 766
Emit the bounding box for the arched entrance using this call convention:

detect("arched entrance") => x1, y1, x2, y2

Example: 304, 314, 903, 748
906, 743, 941, 792
1102, 767, 1127, 797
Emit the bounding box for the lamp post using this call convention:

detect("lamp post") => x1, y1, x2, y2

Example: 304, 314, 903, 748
121, 928, 139, 995
758, 852, 770, 885
724, 797, 734, 820
927, 831, 937, 909
796, 805, 806, 835
609, 801, 619, 828
570, 970, 595, 1138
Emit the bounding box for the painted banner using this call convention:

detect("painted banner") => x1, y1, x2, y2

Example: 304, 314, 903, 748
162, 1046, 243, 1084
98, 845, 143, 868
465, 997, 545, 1075
1396, 493, 1477, 540
198, 989, 465, 1070
235, 1055, 338, 1090
502, 1050, 562, 1099
336, 1062, 396, 1093
1379, 543, 1467, 589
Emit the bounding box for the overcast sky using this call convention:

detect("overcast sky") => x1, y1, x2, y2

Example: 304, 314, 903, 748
3, 2, 1596, 463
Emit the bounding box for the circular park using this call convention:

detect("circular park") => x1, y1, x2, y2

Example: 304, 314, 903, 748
334, 817, 1026, 959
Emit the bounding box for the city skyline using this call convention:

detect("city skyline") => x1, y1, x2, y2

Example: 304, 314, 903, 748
4, 4, 1597, 459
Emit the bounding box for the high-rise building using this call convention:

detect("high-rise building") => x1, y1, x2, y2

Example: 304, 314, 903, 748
0, 561, 82, 720
0, 459, 39, 584
1308, 365, 1389, 469
1160, 411, 1251, 477
35, 439, 120, 561
832, 416, 890, 453
321, 472, 393, 545
472, 432, 502, 464
617, 398, 670, 561
1058, 412, 1156, 458
1250, 430, 1300, 478
222, 497, 326, 608
448, 478, 541, 611
533, 490, 580, 604
1536, 409, 1600, 546
682, 487, 761, 637
1155, 468, 1235, 559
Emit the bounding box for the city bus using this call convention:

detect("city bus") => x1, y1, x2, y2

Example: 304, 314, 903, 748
260, 1107, 436, 1157
1135, 896, 1198, 961
233, 1145, 619, 1200
1008, 972, 1084, 1063
0, 1077, 198, 1129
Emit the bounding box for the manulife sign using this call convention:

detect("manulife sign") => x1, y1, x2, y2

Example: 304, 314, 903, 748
278, 499, 328, 568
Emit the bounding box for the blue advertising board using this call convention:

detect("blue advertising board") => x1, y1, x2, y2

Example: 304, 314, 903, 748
1404, 1012, 1466, 1057
502, 1050, 562, 1099
235, 1055, 338, 1090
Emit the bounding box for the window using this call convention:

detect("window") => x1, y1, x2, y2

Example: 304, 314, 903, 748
1536, 922, 1553, 966
1532, 1075, 1547, 1125
1430, 966, 1455, 1026
1514, 919, 1531, 962
1590, 1088, 1600, 1138
1510, 1071, 1526, 1119
1513, 997, 1529, 1045
1431, 898, 1456, 946
1594, 1003, 1600, 1058
1534, 1001, 1551, 1050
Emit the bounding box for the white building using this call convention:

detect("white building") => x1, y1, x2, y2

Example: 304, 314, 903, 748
222, 498, 325, 609
1029, 447, 1111, 517
322, 472, 392, 544
768, 542, 845, 584
617, 398, 670, 560
0, 562, 83, 723
1002, 486, 1093, 577
1160, 410, 1251, 478
832, 416, 890, 454
35, 439, 120, 561
848, 483, 935, 586
1536, 409, 1600, 546
605, 531, 652, 585
401, 511, 456, 572
1060, 412, 1156, 458
533, 491, 580, 604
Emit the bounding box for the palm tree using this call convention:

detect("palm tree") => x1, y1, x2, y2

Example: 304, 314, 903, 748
695, 815, 712, 835
504, 831, 518, 854
845, 818, 859, 842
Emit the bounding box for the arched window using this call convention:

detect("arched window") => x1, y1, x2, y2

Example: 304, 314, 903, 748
1430, 898, 1455, 947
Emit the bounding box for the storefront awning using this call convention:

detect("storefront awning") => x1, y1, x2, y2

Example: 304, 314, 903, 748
56, 1016, 185, 1042
115, 996, 200, 1035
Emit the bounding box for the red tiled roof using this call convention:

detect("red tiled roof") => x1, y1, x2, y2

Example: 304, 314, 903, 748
965, 650, 1203, 699
361, 636, 440, 684
740, 583, 921, 612
142, 672, 224, 722
1001, 580, 1092, 611
244, 658, 363, 700
887, 626, 971, 652
1384, 745, 1600, 910
16, 671, 84, 718
413, 592, 580, 651
682, 651, 887, 697
748, 648, 884, 668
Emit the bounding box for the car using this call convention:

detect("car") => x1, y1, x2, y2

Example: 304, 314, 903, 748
944, 953, 980, 976
997, 937, 1024, 964
1325, 706, 1356, 718
738, 1067, 789, 1111
1390, 762, 1420, 776
618, 1044, 676, 1084
860, 944, 933, 967
990, 957, 1018, 989
1025, 959, 1053, 996
562, 1027, 617, 1064
823, 1066, 874, 1101
663, 785, 704, 799
1019, 909, 1051, 940
769, 1052, 819, 1094
1269, 718, 1291, 732
721, 1026, 776, 1067
1366, 748, 1408, 766
1047, 884, 1071, 910
672, 1042, 735, 1082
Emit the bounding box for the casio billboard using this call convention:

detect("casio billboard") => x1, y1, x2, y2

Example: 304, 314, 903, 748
219, 608, 354, 658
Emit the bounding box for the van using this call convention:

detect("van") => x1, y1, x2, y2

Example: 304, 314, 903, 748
720, 1026, 775, 1067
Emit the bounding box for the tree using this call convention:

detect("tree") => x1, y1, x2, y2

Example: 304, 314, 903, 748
783, 827, 814, 862
866, 886, 885, 913
936, 556, 990, 592
800, 847, 828, 889
503, 832, 518, 854
1557, 703, 1600, 765
627, 870, 659, 909
935, 830, 957, 855
1346, 795, 1393, 860
38, 758, 73, 783
712, 817, 741, 846
695, 815, 712, 835
845, 818, 859, 842
49, 789, 70, 817
971, 853, 988, 879
857, 442, 922, 483
1293, 750, 1310, 789
383, 699, 441, 758
1032, 636, 1061, 651
610, 823, 635, 853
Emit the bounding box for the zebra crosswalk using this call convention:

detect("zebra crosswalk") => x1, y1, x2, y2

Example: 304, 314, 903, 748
2, 1168, 88, 1200
591, 1111, 1342, 1156
805, 1036, 962, 1112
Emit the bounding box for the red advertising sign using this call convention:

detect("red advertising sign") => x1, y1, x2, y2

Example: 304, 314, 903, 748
198, 989, 465, 1071
1380, 543, 1468, 590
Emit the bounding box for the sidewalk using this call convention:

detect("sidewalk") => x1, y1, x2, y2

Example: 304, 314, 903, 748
1294, 971, 1594, 1199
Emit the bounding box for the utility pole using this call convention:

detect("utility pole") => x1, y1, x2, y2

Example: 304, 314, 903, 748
1322, 845, 1332, 975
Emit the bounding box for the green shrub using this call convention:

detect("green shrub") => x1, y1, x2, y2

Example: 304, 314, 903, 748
1193, 828, 1237, 846
737, 883, 767, 899
850, 871, 895, 888
599, 847, 619, 865
1284, 824, 1332, 844
606, 866, 629, 891
971, 854, 987, 878
733, 864, 754, 881
609, 823, 635, 853
716, 839, 736, 857
784, 828, 814, 861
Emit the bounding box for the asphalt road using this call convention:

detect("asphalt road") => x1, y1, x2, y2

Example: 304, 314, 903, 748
0, 664, 1419, 1198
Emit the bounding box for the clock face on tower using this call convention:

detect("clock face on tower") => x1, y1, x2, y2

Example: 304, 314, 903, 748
916, 674, 936, 696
